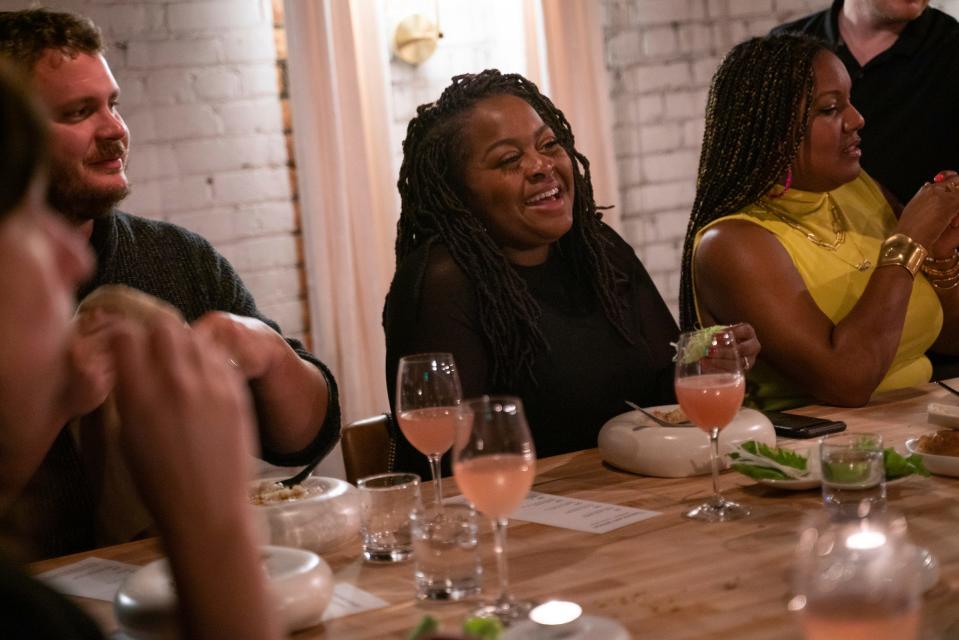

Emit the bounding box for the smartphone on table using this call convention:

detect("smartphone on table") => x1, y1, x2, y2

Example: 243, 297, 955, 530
764, 411, 846, 439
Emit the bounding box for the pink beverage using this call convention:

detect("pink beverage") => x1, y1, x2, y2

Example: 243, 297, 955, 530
453, 454, 535, 520
397, 407, 457, 456
803, 599, 919, 640
675, 373, 745, 432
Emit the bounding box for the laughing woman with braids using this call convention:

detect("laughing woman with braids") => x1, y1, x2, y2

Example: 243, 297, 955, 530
681, 33, 959, 411
384, 70, 758, 473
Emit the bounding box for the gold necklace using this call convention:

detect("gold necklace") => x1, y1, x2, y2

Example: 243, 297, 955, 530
757, 196, 872, 272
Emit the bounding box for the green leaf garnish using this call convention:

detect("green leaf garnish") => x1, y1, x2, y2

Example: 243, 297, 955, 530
729, 441, 808, 480
674, 325, 729, 363
463, 616, 503, 640
884, 448, 930, 479
408, 615, 439, 640
729, 441, 930, 483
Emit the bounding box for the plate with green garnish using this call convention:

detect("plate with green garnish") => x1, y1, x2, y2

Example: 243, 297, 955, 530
729, 440, 928, 491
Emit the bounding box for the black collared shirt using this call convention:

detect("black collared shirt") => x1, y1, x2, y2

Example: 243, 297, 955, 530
775, 1, 959, 205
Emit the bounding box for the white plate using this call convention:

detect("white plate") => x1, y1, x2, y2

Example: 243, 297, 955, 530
752, 443, 821, 491
905, 437, 959, 477
750, 444, 921, 490
597, 404, 776, 478
115, 545, 333, 639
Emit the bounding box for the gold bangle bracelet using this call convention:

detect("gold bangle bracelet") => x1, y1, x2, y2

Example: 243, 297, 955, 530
922, 262, 959, 278
931, 277, 959, 290
925, 250, 959, 267
877, 233, 928, 277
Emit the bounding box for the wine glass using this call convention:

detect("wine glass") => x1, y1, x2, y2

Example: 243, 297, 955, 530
674, 327, 748, 521
793, 513, 921, 640
453, 396, 536, 624
395, 353, 462, 507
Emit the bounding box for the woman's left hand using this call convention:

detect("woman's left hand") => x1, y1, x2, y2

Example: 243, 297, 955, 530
729, 322, 761, 372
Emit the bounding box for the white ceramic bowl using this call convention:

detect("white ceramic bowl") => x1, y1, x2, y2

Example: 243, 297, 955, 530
252, 476, 361, 553
115, 545, 334, 639
905, 438, 959, 478
598, 405, 776, 477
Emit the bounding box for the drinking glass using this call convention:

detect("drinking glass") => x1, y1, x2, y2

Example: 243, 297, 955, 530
674, 327, 748, 521
453, 395, 536, 624
396, 353, 462, 507
820, 433, 886, 519
794, 513, 921, 640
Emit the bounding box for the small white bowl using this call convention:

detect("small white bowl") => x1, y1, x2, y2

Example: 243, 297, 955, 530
115, 545, 334, 639
252, 476, 361, 553
598, 405, 776, 478
905, 438, 959, 478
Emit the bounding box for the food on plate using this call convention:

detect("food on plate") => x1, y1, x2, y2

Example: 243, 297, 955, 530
729, 440, 928, 481
650, 407, 688, 424
915, 430, 959, 457
729, 441, 809, 480
883, 448, 930, 479
250, 480, 314, 505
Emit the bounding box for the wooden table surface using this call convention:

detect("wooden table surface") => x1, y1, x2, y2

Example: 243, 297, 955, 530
31, 382, 959, 639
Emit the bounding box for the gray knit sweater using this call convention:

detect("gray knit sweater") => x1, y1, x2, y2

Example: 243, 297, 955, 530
5, 211, 340, 558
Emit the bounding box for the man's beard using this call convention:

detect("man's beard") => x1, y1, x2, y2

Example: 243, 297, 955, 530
47, 150, 131, 223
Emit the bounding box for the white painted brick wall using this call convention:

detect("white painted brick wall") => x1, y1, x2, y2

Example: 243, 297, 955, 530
0, 0, 305, 333
603, 0, 832, 316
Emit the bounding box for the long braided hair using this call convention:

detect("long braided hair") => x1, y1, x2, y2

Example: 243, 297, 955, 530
678, 33, 830, 329
392, 69, 631, 386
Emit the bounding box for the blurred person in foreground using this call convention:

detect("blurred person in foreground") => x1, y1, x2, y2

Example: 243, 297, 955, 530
0, 62, 279, 640
680, 33, 959, 411
383, 69, 760, 477
0, 8, 339, 557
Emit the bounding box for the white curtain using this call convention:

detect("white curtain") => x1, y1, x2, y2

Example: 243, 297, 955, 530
534, 0, 621, 229
284, 0, 396, 437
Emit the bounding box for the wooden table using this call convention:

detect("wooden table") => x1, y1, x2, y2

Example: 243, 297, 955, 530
31, 382, 959, 639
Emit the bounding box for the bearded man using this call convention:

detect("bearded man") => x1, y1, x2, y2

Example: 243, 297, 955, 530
0, 8, 340, 557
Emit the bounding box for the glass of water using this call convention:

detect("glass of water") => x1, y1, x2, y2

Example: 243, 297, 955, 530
410, 502, 482, 600
820, 433, 885, 519
357, 472, 420, 562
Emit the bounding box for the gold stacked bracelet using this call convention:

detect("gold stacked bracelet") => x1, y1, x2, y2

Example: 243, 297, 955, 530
922, 250, 959, 290
877, 233, 928, 278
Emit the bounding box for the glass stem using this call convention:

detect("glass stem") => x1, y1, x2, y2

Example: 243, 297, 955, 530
428, 454, 443, 507
710, 427, 723, 505
492, 518, 511, 604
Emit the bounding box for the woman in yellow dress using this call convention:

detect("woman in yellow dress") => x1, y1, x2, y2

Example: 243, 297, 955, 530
680, 33, 959, 410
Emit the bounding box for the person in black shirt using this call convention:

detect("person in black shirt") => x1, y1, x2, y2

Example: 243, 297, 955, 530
383, 70, 760, 477
774, 0, 959, 207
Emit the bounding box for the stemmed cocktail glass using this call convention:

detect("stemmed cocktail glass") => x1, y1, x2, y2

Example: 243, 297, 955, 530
795, 514, 921, 640
674, 327, 748, 522
453, 395, 536, 624
395, 353, 462, 507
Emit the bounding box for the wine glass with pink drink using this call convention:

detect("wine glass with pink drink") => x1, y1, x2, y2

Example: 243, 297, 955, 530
396, 353, 463, 508
674, 327, 748, 522
453, 396, 536, 624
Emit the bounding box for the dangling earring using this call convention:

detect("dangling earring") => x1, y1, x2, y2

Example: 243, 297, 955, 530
768, 167, 792, 199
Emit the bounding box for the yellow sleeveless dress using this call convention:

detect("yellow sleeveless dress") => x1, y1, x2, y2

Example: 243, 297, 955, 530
694, 172, 942, 410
